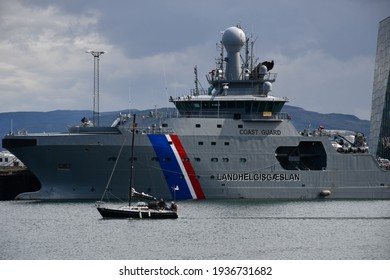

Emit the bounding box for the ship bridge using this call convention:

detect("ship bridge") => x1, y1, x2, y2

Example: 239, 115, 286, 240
170, 94, 289, 121
170, 25, 287, 121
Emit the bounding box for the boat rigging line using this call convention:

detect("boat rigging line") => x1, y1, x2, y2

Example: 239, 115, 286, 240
96, 118, 133, 205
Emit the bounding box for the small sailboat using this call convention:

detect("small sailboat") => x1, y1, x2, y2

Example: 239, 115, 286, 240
96, 114, 178, 219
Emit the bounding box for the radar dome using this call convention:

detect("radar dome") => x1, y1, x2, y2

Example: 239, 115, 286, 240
221, 26, 246, 80
259, 65, 268, 75
263, 81, 272, 94
222, 26, 246, 52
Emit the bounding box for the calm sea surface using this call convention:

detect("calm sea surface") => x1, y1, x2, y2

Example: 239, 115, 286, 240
1, 199, 389, 260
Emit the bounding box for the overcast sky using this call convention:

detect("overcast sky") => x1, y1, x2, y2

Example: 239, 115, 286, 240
0, 0, 389, 119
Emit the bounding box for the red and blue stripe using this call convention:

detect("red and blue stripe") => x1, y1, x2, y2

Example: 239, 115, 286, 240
148, 134, 205, 200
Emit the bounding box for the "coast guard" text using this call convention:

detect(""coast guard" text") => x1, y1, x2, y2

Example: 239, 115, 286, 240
239, 129, 281, 135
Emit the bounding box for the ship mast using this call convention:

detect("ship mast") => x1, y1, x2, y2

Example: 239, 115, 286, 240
128, 114, 136, 206
194, 65, 199, 96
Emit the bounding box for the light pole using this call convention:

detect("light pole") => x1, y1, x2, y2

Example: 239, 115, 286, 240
86, 50, 105, 127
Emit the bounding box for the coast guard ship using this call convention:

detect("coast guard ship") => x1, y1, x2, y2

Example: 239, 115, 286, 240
3, 26, 390, 200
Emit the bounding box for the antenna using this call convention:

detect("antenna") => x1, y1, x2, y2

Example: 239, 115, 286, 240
194, 65, 199, 95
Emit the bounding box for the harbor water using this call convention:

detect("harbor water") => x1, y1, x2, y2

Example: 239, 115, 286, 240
1, 199, 389, 260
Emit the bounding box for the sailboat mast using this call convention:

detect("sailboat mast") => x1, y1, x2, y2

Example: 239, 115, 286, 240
128, 114, 136, 206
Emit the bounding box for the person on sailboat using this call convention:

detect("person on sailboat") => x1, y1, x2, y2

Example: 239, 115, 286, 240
158, 198, 166, 210
170, 201, 177, 211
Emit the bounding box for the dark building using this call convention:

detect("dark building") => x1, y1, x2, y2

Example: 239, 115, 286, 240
370, 16, 390, 160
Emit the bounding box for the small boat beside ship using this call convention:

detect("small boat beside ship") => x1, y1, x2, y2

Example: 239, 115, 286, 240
96, 114, 178, 219
96, 189, 178, 219
0, 150, 24, 167
2, 25, 389, 200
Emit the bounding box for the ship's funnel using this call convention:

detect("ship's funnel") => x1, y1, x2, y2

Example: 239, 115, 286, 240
222, 26, 246, 80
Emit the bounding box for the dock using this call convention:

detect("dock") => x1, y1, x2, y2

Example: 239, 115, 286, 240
0, 167, 40, 200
